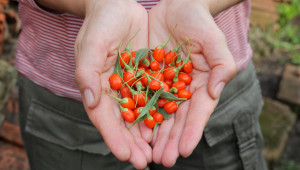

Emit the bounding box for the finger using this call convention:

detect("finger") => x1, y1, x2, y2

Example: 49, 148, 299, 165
203, 30, 237, 99
179, 87, 218, 157
86, 93, 130, 161
128, 143, 148, 170
139, 121, 154, 143
111, 96, 149, 168
122, 127, 148, 169
111, 97, 148, 168
152, 115, 175, 164
161, 101, 190, 167
109, 95, 149, 168
127, 122, 152, 163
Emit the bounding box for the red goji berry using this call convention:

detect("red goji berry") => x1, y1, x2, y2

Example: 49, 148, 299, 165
123, 71, 136, 86
133, 92, 148, 107
178, 89, 192, 99
149, 80, 161, 90
109, 74, 122, 90
149, 106, 156, 116
153, 47, 165, 63
153, 112, 164, 123
183, 62, 193, 73
150, 61, 160, 71
178, 73, 192, 85
122, 108, 135, 123
120, 86, 132, 98
157, 98, 168, 107
144, 116, 156, 128
165, 51, 177, 65
164, 101, 178, 114
121, 97, 135, 110
120, 52, 131, 68
164, 80, 173, 88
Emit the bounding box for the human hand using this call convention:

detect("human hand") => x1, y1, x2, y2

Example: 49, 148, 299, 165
148, 0, 237, 167
74, 0, 151, 169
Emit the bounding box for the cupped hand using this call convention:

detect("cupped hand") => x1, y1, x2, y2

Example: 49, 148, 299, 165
148, 0, 237, 167
74, 0, 151, 169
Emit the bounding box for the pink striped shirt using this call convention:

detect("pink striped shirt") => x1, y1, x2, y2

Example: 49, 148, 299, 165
16, 0, 252, 101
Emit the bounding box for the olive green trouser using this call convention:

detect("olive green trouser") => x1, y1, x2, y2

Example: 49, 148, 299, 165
18, 61, 268, 170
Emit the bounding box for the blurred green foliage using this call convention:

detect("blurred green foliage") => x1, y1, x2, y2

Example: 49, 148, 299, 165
275, 0, 300, 65
276, 160, 300, 170
277, 0, 300, 25
250, 0, 300, 65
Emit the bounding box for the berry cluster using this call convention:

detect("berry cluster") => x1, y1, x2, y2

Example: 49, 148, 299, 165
108, 32, 193, 130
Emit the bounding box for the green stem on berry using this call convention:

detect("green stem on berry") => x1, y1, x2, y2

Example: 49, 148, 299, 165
150, 53, 155, 62
173, 44, 192, 82
170, 87, 178, 94
158, 25, 177, 49
172, 40, 187, 52
124, 29, 140, 52
104, 92, 127, 104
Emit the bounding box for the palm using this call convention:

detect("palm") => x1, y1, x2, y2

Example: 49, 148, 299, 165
148, 0, 236, 167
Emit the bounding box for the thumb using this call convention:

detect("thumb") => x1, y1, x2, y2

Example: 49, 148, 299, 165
74, 22, 108, 109
203, 30, 237, 99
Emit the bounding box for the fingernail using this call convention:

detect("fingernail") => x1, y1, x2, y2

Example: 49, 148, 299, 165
214, 82, 225, 99
84, 89, 94, 108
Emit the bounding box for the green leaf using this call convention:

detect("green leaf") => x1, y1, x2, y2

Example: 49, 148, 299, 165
114, 55, 123, 79
127, 115, 147, 129
129, 88, 164, 127
135, 48, 148, 67
137, 88, 163, 119
160, 91, 186, 101
151, 123, 158, 138
158, 107, 171, 120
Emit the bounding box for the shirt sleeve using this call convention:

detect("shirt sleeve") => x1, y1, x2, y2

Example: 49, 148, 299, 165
17, 0, 62, 15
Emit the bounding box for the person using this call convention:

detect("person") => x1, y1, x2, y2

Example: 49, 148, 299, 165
16, 0, 267, 169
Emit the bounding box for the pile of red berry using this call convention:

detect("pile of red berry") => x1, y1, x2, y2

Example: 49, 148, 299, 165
108, 33, 193, 130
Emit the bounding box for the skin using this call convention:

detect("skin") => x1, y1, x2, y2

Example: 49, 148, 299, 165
34, 0, 243, 168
